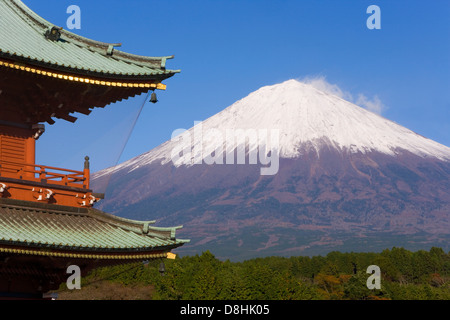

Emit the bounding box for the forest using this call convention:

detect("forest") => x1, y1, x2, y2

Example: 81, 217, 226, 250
57, 247, 449, 300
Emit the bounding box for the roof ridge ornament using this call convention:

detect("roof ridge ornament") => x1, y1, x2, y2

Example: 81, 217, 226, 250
45, 26, 63, 41
106, 43, 122, 56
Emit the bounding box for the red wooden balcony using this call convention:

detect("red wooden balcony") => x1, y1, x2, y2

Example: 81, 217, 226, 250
0, 159, 89, 189
0, 157, 98, 208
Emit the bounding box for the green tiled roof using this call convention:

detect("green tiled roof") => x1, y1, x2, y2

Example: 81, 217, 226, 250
0, 199, 189, 253
0, 0, 179, 79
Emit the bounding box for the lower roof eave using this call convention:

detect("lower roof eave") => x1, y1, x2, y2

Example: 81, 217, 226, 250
0, 241, 188, 260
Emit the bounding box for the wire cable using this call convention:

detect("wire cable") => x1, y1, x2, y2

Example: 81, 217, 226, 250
101, 91, 150, 195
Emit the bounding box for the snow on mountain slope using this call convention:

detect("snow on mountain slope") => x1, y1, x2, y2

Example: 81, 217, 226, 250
94, 79, 450, 179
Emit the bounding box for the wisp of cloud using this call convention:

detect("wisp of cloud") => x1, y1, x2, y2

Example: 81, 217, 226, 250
299, 75, 387, 115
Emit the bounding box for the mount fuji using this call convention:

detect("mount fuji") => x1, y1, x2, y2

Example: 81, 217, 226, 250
92, 79, 450, 260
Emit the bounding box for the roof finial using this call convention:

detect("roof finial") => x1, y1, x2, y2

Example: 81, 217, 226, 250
106, 43, 122, 56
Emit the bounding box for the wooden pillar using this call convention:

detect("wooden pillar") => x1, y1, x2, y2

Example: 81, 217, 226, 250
84, 156, 90, 189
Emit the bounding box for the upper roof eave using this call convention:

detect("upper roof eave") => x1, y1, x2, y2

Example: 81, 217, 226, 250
0, 49, 181, 80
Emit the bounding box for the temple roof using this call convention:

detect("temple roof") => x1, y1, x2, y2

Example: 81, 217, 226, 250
0, 199, 189, 259
0, 0, 179, 125
0, 0, 179, 79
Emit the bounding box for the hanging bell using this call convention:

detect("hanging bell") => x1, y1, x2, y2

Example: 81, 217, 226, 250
150, 91, 158, 104
159, 261, 166, 276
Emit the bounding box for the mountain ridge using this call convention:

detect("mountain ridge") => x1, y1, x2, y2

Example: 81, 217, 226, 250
94, 79, 450, 180
92, 79, 450, 260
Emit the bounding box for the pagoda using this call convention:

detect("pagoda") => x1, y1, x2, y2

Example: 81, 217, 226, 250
0, 0, 188, 299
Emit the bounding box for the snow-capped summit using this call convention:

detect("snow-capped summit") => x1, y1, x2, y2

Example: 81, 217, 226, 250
196, 79, 450, 158
95, 79, 450, 179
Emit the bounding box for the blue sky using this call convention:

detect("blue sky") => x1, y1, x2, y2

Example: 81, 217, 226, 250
23, 0, 449, 173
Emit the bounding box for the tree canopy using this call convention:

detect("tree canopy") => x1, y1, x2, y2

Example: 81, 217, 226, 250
58, 247, 450, 300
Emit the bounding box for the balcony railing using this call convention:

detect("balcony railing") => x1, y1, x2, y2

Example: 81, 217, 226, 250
0, 158, 89, 189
